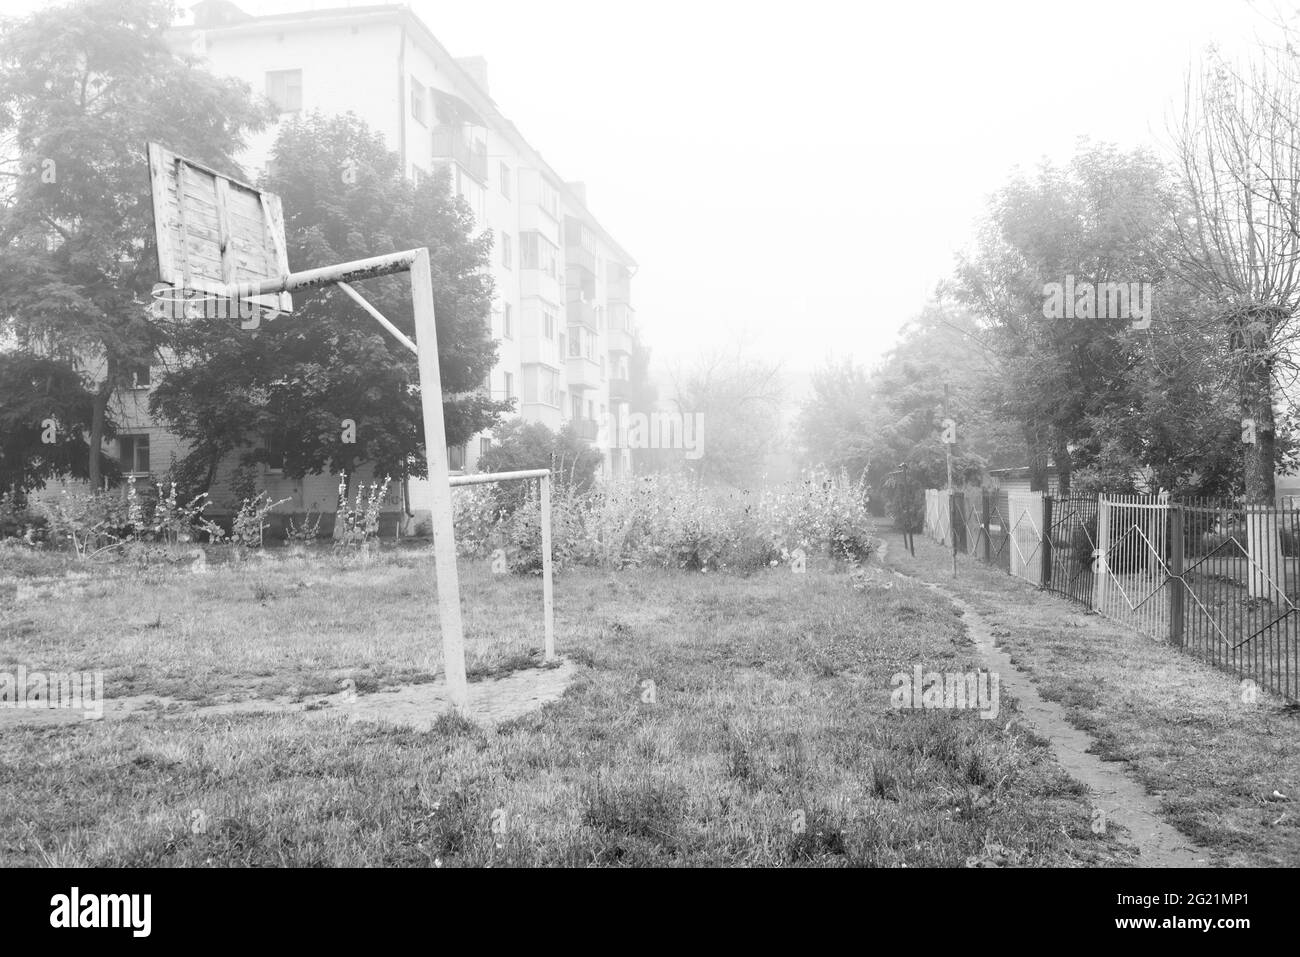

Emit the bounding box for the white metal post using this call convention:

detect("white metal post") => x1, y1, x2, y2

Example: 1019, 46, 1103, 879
540, 472, 555, 662
410, 248, 468, 709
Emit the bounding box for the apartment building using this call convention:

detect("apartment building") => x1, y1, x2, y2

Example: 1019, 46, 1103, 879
102, 0, 637, 526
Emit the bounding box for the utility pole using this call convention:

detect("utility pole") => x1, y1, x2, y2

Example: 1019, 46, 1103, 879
943, 383, 956, 579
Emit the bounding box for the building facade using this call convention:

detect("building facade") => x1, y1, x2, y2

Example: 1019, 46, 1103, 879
93, 1, 636, 529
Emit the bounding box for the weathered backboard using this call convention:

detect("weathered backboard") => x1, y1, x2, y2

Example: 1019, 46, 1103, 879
147, 142, 292, 316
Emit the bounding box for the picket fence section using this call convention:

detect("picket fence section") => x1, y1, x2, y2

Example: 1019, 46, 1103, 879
918, 488, 1299, 703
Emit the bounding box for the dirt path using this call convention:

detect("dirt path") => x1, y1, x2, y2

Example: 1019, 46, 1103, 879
879, 538, 1210, 867
0, 660, 578, 732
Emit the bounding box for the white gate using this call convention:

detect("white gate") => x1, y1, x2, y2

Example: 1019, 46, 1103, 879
924, 489, 949, 545
1094, 494, 1171, 640
1007, 491, 1044, 586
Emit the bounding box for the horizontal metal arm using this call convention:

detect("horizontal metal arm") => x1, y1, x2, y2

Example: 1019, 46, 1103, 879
224, 249, 424, 299
448, 469, 551, 487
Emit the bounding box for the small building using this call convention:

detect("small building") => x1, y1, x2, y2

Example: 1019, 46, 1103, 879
986, 466, 1061, 498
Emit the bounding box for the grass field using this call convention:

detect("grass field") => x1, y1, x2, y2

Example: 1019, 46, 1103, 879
1, 544, 1138, 866
886, 532, 1300, 867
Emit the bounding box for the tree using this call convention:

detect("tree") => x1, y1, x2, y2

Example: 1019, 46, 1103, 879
799, 301, 1014, 500
955, 141, 1190, 494
625, 330, 659, 474
477, 418, 602, 512
479, 419, 601, 487
152, 112, 512, 500
796, 358, 874, 481
0, 0, 271, 489
664, 343, 784, 487
0, 351, 118, 501
1171, 53, 1300, 503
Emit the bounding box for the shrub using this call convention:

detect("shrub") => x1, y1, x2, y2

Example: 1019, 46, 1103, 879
286, 507, 323, 545
231, 491, 290, 548
335, 473, 390, 548
453, 468, 877, 575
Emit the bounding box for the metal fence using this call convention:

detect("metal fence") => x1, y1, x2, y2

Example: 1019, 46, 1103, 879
917, 488, 1300, 703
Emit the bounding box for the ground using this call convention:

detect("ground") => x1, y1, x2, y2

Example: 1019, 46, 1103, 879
886, 532, 1300, 867
0, 537, 1293, 866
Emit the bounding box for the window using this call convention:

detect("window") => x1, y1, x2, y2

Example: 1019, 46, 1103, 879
520, 232, 559, 277
499, 162, 511, 199
127, 363, 151, 389
540, 178, 559, 218
266, 69, 302, 112
118, 435, 150, 474
263, 433, 285, 472
558, 332, 566, 358
501, 231, 513, 269
480, 437, 492, 458
571, 395, 582, 421
411, 164, 427, 188
410, 77, 427, 125
502, 303, 513, 339
448, 444, 466, 471
543, 311, 555, 340
504, 371, 514, 400
568, 330, 581, 357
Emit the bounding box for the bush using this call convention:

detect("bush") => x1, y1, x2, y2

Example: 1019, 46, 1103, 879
453, 468, 877, 575
35, 479, 226, 559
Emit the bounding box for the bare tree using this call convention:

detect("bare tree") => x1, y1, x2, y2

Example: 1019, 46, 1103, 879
1173, 52, 1300, 502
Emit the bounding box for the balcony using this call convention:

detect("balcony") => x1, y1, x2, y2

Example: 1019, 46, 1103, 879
572, 417, 599, 441
566, 355, 600, 391
608, 302, 635, 354
567, 297, 598, 331
565, 244, 596, 277
520, 268, 561, 303
431, 126, 487, 184
607, 276, 631, 303
607, 327, 634, 355
610, 376, 630, 401
521, 338, 562, 369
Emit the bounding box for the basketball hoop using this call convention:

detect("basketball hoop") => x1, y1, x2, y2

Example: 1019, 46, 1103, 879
147, 141, 482, 711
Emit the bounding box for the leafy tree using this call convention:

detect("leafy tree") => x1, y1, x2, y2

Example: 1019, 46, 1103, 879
954, 141, 1196, 494
152, 112, 512, 496
0, 351, 118, 500
479, 419, 601, 488
664, 343, 784, 487
0, 0, 271, 489
799, 301, 1013, 500
477, 418, 602, 513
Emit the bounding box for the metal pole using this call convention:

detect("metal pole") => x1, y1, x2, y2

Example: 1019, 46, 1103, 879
335, 281, 418, 355
945, 383, 956, 579
226, 249, 423, 298
410, 248, 468, 710
540, 473, 556, 662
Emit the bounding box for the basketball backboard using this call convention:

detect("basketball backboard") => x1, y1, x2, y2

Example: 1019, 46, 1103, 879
147, 142, 292, 318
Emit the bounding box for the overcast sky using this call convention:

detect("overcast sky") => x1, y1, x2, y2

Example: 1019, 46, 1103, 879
15, 0, 1287, 383
291, 0, 1275, 382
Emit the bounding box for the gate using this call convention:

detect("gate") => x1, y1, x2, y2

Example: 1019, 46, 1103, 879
1171, 500, 1300, 702
1006, 491, 1045, 585
1044, 494, 1098, 608
1094, 494, 1171, 640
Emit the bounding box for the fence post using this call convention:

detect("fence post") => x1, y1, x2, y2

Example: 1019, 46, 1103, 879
540, 472, 556, 663
982, 489, 991, 562
1041, 495, 1053, 589
1169, 504, 1184, 648
1095, 494, 1109, 612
